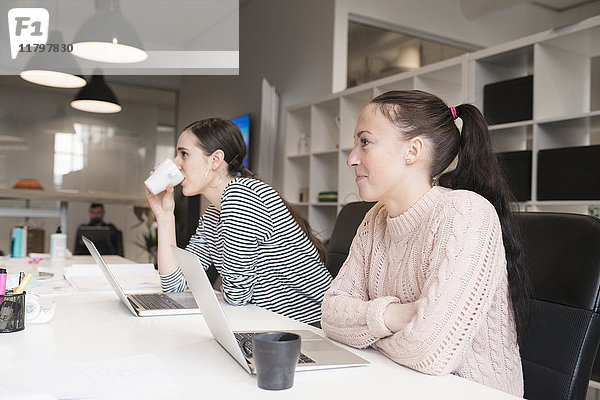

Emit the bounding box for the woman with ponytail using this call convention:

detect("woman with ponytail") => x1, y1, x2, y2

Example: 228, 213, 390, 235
321, 90, 529, 396
146, 118, 332, 325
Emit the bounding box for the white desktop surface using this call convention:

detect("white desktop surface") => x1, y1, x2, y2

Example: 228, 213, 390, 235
0, 260, 519, 399
1, 255, 135, 270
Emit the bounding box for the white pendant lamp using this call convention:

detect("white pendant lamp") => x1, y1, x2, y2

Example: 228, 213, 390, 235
71, 0, 147, 64
70, 71, 122, 113
20, 31, 86, 88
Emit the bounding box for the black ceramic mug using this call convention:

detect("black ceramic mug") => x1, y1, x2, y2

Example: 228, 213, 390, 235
240, 331, 301, 390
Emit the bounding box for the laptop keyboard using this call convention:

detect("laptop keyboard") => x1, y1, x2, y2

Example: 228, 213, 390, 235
130, 293, 184, 310
234, 332, 316, 364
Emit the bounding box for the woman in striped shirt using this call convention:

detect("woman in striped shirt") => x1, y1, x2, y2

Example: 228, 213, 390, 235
145, 118, 332, 324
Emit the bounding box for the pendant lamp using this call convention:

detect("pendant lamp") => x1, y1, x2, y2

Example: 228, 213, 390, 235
20, 31, 86, 88
71, 0, 147, 64
70, 72, 122, 113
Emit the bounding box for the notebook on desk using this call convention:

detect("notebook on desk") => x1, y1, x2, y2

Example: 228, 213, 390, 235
171, 245, 370, 374
82, 236, 200, 317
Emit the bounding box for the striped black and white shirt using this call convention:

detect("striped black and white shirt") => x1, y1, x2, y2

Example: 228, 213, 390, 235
160, 177, 332, 324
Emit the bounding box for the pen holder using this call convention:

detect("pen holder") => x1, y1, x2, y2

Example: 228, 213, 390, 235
0, 290, 25, 333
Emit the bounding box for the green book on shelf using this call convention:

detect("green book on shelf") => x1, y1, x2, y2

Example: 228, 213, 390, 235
317, 191, 338, 202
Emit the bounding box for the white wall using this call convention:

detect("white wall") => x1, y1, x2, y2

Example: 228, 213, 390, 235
178, 0, 336, 190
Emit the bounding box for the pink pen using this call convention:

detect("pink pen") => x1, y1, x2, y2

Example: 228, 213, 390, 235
0, 268, 6, 304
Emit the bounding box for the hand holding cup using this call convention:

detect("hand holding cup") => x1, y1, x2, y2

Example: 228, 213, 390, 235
144, 159, 183, 195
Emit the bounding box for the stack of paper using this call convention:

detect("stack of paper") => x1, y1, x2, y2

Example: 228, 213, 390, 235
64, 263, 161, 291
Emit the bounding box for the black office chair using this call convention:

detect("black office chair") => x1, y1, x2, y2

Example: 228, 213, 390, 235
326, 201, 376, 278
517, 212, 600, 400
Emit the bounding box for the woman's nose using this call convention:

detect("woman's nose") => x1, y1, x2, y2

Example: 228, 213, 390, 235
347, 147, 359, 168
173, 156, 182, 168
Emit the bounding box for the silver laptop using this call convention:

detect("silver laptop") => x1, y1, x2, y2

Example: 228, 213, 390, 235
171, 245, 370, 373
82, 236, 200, 317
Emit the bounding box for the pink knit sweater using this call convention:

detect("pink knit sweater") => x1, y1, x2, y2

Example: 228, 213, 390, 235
321, 186, 523, 397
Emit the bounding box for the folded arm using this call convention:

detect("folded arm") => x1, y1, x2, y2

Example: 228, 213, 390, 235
372, 198, 505, 375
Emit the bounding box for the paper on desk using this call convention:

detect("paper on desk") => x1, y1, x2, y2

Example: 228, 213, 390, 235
0, 353, 180, 400
52, 354, 182, 399
64, 263, 161, 291
0, 394, 57, 400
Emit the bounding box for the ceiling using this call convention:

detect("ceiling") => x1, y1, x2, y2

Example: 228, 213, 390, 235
533, 0, 599, 12
460, 0, 600, 19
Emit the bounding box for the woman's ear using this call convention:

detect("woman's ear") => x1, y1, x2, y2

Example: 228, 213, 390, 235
210, 149, 226, 170
406, 137, 425, 162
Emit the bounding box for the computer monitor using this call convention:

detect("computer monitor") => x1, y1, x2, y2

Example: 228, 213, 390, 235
74, 226, 118, 256
231, 114, 250, 169
496, 150, 532, 202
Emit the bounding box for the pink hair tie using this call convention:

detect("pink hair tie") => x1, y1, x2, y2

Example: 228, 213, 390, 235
450, 106, 458, 120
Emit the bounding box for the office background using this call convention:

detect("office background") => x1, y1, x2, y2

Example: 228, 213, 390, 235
1, 0, 599, 261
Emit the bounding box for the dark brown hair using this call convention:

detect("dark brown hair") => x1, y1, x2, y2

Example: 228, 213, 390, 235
183, 118, 328, 265
370, 90, 530, 344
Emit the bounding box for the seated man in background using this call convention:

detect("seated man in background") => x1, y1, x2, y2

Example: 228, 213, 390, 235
74, 203, 123, 256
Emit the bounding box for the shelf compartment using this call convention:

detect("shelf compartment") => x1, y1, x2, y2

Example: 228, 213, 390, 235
283, 156, 310, 205
491, 124, 532, 152
536, 114, 600, 150
311, 99, 340, 153
472, 46, 534, 111
309, 153, 338, 204
535, 43, 591, 119
285, 106, 311, 156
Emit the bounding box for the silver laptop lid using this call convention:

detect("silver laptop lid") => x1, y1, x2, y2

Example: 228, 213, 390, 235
82, 236, 138, 316
171, 245, 252, 373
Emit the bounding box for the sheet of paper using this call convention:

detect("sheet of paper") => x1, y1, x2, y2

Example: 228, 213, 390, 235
51, 354, 182, 399
0, 394, 57, 400
0, 354, 182, 399
64, 263, 161, 291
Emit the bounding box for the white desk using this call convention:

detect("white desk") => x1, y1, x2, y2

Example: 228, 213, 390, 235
0, 286, 519, 399
0, 255, 136, 295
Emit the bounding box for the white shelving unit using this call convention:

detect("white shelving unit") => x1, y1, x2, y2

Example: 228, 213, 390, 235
284, 16, 600, 240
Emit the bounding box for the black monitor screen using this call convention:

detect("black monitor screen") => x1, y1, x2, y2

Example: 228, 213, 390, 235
75, 226, 116, 255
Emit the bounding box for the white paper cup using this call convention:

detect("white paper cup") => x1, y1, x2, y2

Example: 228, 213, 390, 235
145, 159, 184, 195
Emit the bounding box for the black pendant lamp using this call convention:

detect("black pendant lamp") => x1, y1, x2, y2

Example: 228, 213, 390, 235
70, 72, 121, 113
